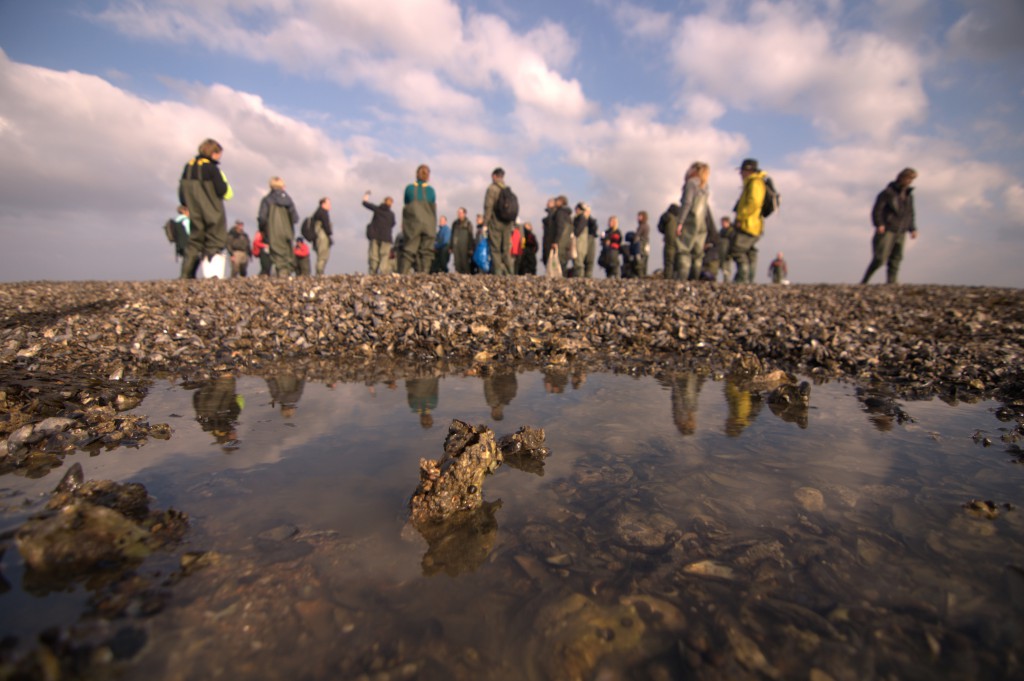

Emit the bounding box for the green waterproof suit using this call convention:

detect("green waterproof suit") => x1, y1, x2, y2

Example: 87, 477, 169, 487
178, 154, 233, 279
400, 181, 437, 274
258, 189, 299, 276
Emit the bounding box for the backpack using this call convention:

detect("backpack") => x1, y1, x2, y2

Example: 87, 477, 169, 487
300, 216, 315, 242
761, 176, 780, 218
494, 185, 519, 223
163, 218, 177, 243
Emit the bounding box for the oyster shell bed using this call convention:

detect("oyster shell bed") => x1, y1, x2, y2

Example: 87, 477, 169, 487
2, 276, 1024, 680
1, 276, 1022, 408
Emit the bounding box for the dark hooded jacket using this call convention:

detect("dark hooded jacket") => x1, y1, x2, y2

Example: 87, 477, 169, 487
364, 201, 396, 243
872, 182, 916, 235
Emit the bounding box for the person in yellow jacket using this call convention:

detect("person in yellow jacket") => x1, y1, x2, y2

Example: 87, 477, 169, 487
729, 158, 766, 283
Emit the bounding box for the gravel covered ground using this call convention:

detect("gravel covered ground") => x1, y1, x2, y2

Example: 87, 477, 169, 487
1, 275, 1022, 403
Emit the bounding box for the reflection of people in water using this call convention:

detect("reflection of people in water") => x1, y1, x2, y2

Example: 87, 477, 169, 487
543, 367, 569, 394
660, 372, 704, 435
193, 374, 244, 447
723, 377, 762, 437
266, 370, 305, 418
406, 377, 439, 429
855, 387, 910, 433
483, 368, 518, 420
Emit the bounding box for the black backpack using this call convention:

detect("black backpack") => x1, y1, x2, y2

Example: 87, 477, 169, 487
163, 218, 177, 243
761, 176, 780, 218
494, 185, 519, 223
300, 216, 315, 242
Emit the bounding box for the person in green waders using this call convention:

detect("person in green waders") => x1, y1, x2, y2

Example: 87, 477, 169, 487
399, 164, 437, 274
178, 138, 233, 279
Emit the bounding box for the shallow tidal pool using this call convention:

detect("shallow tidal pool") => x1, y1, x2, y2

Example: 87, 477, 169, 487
2, 368, 1023, 680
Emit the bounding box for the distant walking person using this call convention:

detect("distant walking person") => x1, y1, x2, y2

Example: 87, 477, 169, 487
861, 168, 918, 284
227, 220, 251, 277
178, 138, 233, 279
484, 168, 515, 275
768, 252, 788, 284
363, 191, 396, 274
258, 176, 299, 277
657, 203, 681, 279
431, 215, 451, 273
730, 158, 766, 283
450, 207, 474, 274
400, 164, 437, 274
312, 197, 333, 276
634, 211, 651, 277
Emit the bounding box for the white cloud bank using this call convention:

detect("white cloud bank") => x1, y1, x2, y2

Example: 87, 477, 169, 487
0, 0, 1021, 287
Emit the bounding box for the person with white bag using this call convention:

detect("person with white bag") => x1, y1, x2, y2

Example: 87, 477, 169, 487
178, 138, 233, 279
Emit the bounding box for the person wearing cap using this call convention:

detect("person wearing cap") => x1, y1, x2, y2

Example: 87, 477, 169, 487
484, 167, 514, 275
227, 219, 251, 277
729, 158, 767, 283
861, 168, 918, 284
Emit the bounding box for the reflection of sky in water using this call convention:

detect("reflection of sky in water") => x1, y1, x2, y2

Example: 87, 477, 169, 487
2, 370, 1023, 671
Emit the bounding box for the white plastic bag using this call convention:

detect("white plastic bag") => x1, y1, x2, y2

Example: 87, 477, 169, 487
200, 252, 227, 279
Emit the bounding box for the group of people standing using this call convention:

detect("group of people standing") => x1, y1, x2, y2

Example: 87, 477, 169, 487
173, 137, 918, 284
174, 139, 333, 279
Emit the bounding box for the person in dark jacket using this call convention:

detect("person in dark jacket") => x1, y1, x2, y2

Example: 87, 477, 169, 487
227, 220, 251, 277
541, 198, 556, 267
658, 204, 681, 280
450, 207, 474, 274
178, 138, 233, 279
553, 196, 575, 275
572, 202, 591, 278
257, 176, 299, 277
363, 191, 396, 274
861, 168, 918, 284
581, 205, 599, 278
311, 197, 333, 276
518, 222, 538, 275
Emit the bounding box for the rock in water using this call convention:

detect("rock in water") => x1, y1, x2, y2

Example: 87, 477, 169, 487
409, 420, 502, 526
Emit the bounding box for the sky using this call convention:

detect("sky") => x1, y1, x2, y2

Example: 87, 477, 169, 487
0, 0, 1021, 286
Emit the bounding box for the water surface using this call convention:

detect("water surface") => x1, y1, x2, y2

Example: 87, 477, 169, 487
1, 369, 1022, 680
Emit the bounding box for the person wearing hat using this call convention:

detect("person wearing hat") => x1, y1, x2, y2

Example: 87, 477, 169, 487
227, 219, 251, 277
861, 168, 918, 284
729, 158, 767, 283
483, 167, 515, 275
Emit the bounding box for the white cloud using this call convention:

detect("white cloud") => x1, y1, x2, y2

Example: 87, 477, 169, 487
95, 0, 591, 131
672, 1, 926, 140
